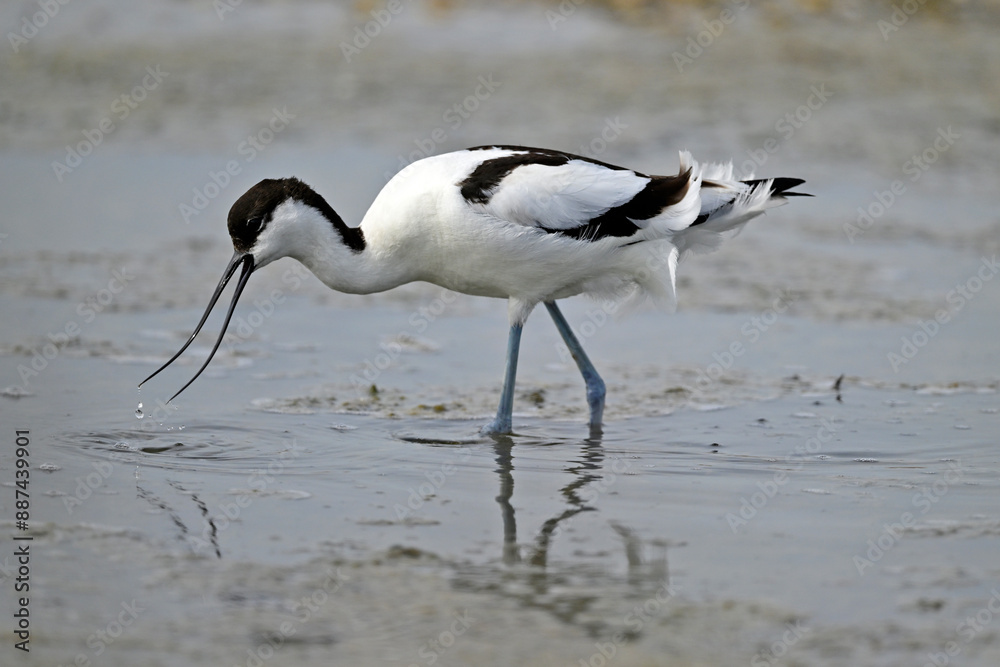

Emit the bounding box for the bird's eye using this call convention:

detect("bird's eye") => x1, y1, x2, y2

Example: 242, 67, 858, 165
248, 217, 264, 232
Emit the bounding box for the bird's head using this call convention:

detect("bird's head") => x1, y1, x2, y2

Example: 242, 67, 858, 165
139, 177, 324, 402
228, 177, 326, 269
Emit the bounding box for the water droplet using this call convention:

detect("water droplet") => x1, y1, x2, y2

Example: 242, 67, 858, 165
136, 402, 144, 419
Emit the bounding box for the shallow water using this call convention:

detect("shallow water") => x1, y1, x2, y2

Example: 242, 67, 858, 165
3, 2, 1000, 665
7, 351, 1000, 665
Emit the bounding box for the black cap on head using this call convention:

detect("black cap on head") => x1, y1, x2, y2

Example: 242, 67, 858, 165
227, 178, 301, 253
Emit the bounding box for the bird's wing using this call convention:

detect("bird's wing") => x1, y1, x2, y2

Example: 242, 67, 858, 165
458, 146, 700, 241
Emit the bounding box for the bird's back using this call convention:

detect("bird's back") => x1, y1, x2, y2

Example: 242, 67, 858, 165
357, 146, 806, 308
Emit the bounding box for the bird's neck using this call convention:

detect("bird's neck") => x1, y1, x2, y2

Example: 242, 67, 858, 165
283, 201, 414, 295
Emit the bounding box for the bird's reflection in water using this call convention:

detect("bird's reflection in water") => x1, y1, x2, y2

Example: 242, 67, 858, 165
493, 435, 521, 566
493, 434, 602, 568
480, 430, 674, 636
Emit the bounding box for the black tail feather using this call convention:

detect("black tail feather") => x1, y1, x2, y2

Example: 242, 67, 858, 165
743, 177, 812, 198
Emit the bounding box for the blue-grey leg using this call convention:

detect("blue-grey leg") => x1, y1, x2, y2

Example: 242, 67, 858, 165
545, 301, 606, 428
481, 323, 523, 435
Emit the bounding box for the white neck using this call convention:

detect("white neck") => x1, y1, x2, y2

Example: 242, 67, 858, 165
255, 200, 415, 295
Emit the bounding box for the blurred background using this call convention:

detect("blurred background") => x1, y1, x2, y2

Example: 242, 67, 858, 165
2, 0, 999, 329
2, 2, 1000, 666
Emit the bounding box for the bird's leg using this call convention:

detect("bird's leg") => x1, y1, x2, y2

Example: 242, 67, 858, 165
545, 301, 606, 429
481, 323, 523, 435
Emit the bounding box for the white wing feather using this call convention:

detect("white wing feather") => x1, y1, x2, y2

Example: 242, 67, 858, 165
471, 159, 650, 231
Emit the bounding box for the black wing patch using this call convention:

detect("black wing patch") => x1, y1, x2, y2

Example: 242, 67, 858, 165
466, 145, 637, 174
542, 170, 691, 241
460, 145, 645, 206
459, 152, 570, 204
460, 146, 688, 243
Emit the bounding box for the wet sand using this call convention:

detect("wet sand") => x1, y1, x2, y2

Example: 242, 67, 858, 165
2, 2, 1000, 665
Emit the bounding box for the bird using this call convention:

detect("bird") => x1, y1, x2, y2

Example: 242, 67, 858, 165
139, 145, 808, 435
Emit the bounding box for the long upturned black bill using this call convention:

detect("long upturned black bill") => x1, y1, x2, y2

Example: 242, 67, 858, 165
139, 252, 256, 402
